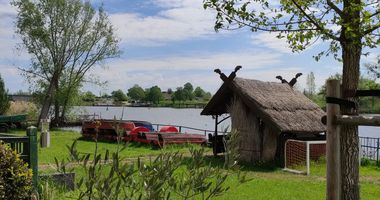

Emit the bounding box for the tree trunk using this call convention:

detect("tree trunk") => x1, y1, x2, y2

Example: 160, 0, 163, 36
52, 76, 60, 127
340, 41, 361, 200
37, 72, 60, 127
53, 98, 60, 127
60, 86, 73, 126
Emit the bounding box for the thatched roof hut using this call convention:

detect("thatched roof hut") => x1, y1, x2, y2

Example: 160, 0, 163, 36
201, 76, 326, 165
202, 77, 326, 133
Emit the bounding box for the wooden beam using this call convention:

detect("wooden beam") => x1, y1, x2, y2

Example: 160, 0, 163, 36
336, 115, 380, 126
326, 80, 341, 200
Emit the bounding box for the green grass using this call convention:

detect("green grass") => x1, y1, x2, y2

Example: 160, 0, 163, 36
46, 158, 380, 200
8, 129, 380, 199
9, 129, 195, 165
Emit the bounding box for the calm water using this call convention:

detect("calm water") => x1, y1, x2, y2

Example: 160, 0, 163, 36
71, 106, 379, 138
72, 106, 230, 134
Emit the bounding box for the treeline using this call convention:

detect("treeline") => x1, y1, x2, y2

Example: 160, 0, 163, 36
81, 82, 212, 105
304, 71, 380, 113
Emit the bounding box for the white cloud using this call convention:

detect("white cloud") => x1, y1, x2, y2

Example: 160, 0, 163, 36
251, 32, 292, 53
251, 32, 323, 54
0, 1, 29, 61
106, 51, 280, 71
109, 0, 217, 46
87, 50, 282, 93
1, 64, 18, 76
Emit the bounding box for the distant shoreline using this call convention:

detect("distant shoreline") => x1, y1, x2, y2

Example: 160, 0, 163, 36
82, 103, 207, 109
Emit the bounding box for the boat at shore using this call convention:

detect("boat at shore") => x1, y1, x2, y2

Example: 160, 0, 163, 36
81, 119, 207, 146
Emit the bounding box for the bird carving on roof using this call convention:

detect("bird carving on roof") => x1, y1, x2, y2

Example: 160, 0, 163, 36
275, 76, 288, 84
214, 68, 228, 81
289, 73, 302, 87
214, 66, 242, 82
276, 73, 302, 87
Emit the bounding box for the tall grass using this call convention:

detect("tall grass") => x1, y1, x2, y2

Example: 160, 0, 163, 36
6, 101, 38, 120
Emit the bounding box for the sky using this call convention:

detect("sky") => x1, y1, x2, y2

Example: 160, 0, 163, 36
0, 0, 379, 95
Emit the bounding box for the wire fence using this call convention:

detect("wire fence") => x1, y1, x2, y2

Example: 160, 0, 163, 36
359, 136, 380, 162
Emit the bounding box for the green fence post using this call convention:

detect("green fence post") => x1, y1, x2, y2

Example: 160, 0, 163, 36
27, 126, 38, 190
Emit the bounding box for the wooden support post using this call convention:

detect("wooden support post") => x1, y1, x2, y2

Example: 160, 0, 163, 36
213, 115, 218, 157
306, 142, 310, 176
326, 80, 341, 200
27, 126, 38, 191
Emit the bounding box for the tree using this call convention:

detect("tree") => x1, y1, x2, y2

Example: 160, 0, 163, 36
146, 86, 163, 104
111, 89, 128, 102
203, 92, 212, 101
0, 74, 10, 115
172, 87, 185, 102
365, 55, 380, 78
13, 0, 119, 126
306, 72, 316, 97
127, 85, 146, 101
318, 73, 380, 111
194, 86, 206, 98
204, 1, 380, 198
82, 91, 97, 102
183, 82, 194, 101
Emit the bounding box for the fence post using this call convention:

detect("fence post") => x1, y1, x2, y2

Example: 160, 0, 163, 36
377, 138, 380, 163
27, 126, 38, 190
326, 80, 341, 200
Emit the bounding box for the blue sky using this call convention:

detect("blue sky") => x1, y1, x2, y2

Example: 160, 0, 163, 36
1, 0, 379, 95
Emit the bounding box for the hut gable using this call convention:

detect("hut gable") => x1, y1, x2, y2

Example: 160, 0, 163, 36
201, 77, 326, 133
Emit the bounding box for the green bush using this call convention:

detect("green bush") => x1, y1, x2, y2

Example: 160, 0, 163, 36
0, 141, 33, 199
361, 157, 371, 166
0, 74, 10, 115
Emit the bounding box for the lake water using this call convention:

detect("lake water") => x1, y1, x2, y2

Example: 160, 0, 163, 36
71, 106, 380, 138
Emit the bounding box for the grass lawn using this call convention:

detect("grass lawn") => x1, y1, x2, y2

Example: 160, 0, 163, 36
8, 129, 380, 199
9, 129, 194, 165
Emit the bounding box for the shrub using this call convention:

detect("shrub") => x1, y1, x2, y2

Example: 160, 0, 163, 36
361, 157, 371, 166
0, 141, 33, 199
0, 74, 10, 115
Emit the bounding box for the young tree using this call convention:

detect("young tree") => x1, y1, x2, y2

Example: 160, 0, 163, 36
12, 0, 119, 126
0, 74, 10, 115
194, 86, 206, 98
111, 89, 128, 102
183, 82, 194, 101
172, 87, 185, 102
204, 1, 380, 198
167, 88, 173, 95
82, 91, 97, 102
146, 86, 163, 104
306, 72, 316, 97
127, 84, 146, 101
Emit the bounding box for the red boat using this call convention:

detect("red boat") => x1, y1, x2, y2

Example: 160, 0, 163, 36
81, 119, 207, 146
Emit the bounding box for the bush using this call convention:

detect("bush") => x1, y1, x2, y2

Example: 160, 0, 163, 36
0, 141, 33, 199
361, 157, 371, 166
0, 74, 10, 115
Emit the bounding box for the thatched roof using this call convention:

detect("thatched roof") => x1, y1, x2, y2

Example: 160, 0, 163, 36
201, 77, 326, 133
